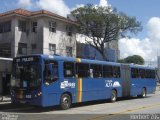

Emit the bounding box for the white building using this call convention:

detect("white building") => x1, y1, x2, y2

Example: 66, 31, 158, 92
0, 9, 77, 58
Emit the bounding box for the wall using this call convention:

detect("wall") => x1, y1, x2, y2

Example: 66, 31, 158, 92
14, 16, 44, 57
43, 17, 76, 57
0, 17, 15, 58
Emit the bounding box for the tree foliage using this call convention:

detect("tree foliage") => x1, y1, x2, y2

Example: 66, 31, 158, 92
71, 4, 142, 60
118, 55, 144, 65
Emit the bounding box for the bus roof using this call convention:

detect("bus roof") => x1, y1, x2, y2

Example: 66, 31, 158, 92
13, 54, 155, 69
120, 62, 155, 69
40, 54, 121, 66
130, 64, 155, 69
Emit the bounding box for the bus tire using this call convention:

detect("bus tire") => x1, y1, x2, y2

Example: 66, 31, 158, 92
60, 94, 71, 110
110, 90, 117, 102
141, 88, 146, 98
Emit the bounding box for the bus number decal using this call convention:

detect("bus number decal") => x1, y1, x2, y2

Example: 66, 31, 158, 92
105, 80, 121, 87
60, 81, 75, 89
105, 80, 113, 87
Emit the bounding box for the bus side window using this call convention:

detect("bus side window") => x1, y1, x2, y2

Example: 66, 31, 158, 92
44, 61, 58, 85
146, 69, 153, 79
131, 68, 136, 78
76, 63, 89, 78
134, 68, 140, 78
113, 66, 120, 78
64, 62, 75, 78
90, 64, 102, 78
139, 69, 145, 78
146, 70, 149, 78
103, 65, 113, 78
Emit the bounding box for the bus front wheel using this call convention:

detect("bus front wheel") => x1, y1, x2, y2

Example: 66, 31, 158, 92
60, 94, 71, 110
110, 90, 117, 102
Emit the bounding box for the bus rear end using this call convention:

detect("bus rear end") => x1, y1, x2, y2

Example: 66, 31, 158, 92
10, 55, 43, 106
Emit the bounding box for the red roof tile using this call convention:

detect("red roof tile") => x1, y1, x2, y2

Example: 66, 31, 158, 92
0, 8, 77, 25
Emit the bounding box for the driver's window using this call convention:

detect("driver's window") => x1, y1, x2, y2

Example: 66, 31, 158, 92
44, 60, 59, 85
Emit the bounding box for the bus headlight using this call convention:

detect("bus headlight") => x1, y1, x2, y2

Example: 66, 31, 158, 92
37, 92, 42, 96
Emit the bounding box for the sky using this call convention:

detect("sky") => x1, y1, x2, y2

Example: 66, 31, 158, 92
0, 0, 160, 64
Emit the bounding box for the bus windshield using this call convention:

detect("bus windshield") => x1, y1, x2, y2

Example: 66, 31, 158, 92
11, 64, 41, 88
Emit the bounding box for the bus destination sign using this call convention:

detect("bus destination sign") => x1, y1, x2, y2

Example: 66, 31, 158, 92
14, 56, 39, 63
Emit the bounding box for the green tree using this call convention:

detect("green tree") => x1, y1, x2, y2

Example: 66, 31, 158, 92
71, 4, 142, 60
117, 59, 125, 63
118, 55, 144, 65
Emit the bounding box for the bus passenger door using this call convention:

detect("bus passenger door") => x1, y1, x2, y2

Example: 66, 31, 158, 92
121, 65, 131, 97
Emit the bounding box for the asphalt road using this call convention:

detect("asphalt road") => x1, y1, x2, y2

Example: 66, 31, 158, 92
0, 91, 160, 120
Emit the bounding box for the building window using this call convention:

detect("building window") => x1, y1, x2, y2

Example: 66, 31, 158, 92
0, 43, 11, 58
66, 26, 72, 36
49, 43, 56, 54
32, 22, 37, 33
49, 21, 56, 32
18, 43, 27, 55
18, 20, 26, 32
0, 21, 11, 33
66, 46, 72, 56
31, 44, 37, 54
32, 44, 37, 50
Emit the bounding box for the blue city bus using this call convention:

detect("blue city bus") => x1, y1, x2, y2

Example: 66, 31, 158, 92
10, 54, 156, 109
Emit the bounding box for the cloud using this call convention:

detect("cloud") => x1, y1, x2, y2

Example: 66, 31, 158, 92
99, 0, 111, 7
147, 17, 160, 42
15, 0, 111, 17
119, 38, 152, 60
71, 4, 84, 11
119, 17, 160, 64
35, 0, 70, 17
16, 0, 70, 17
17, 0, 33, 9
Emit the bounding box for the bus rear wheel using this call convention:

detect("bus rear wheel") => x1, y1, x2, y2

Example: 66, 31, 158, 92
110, 90, 117, 102
60, 94, 71, 110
